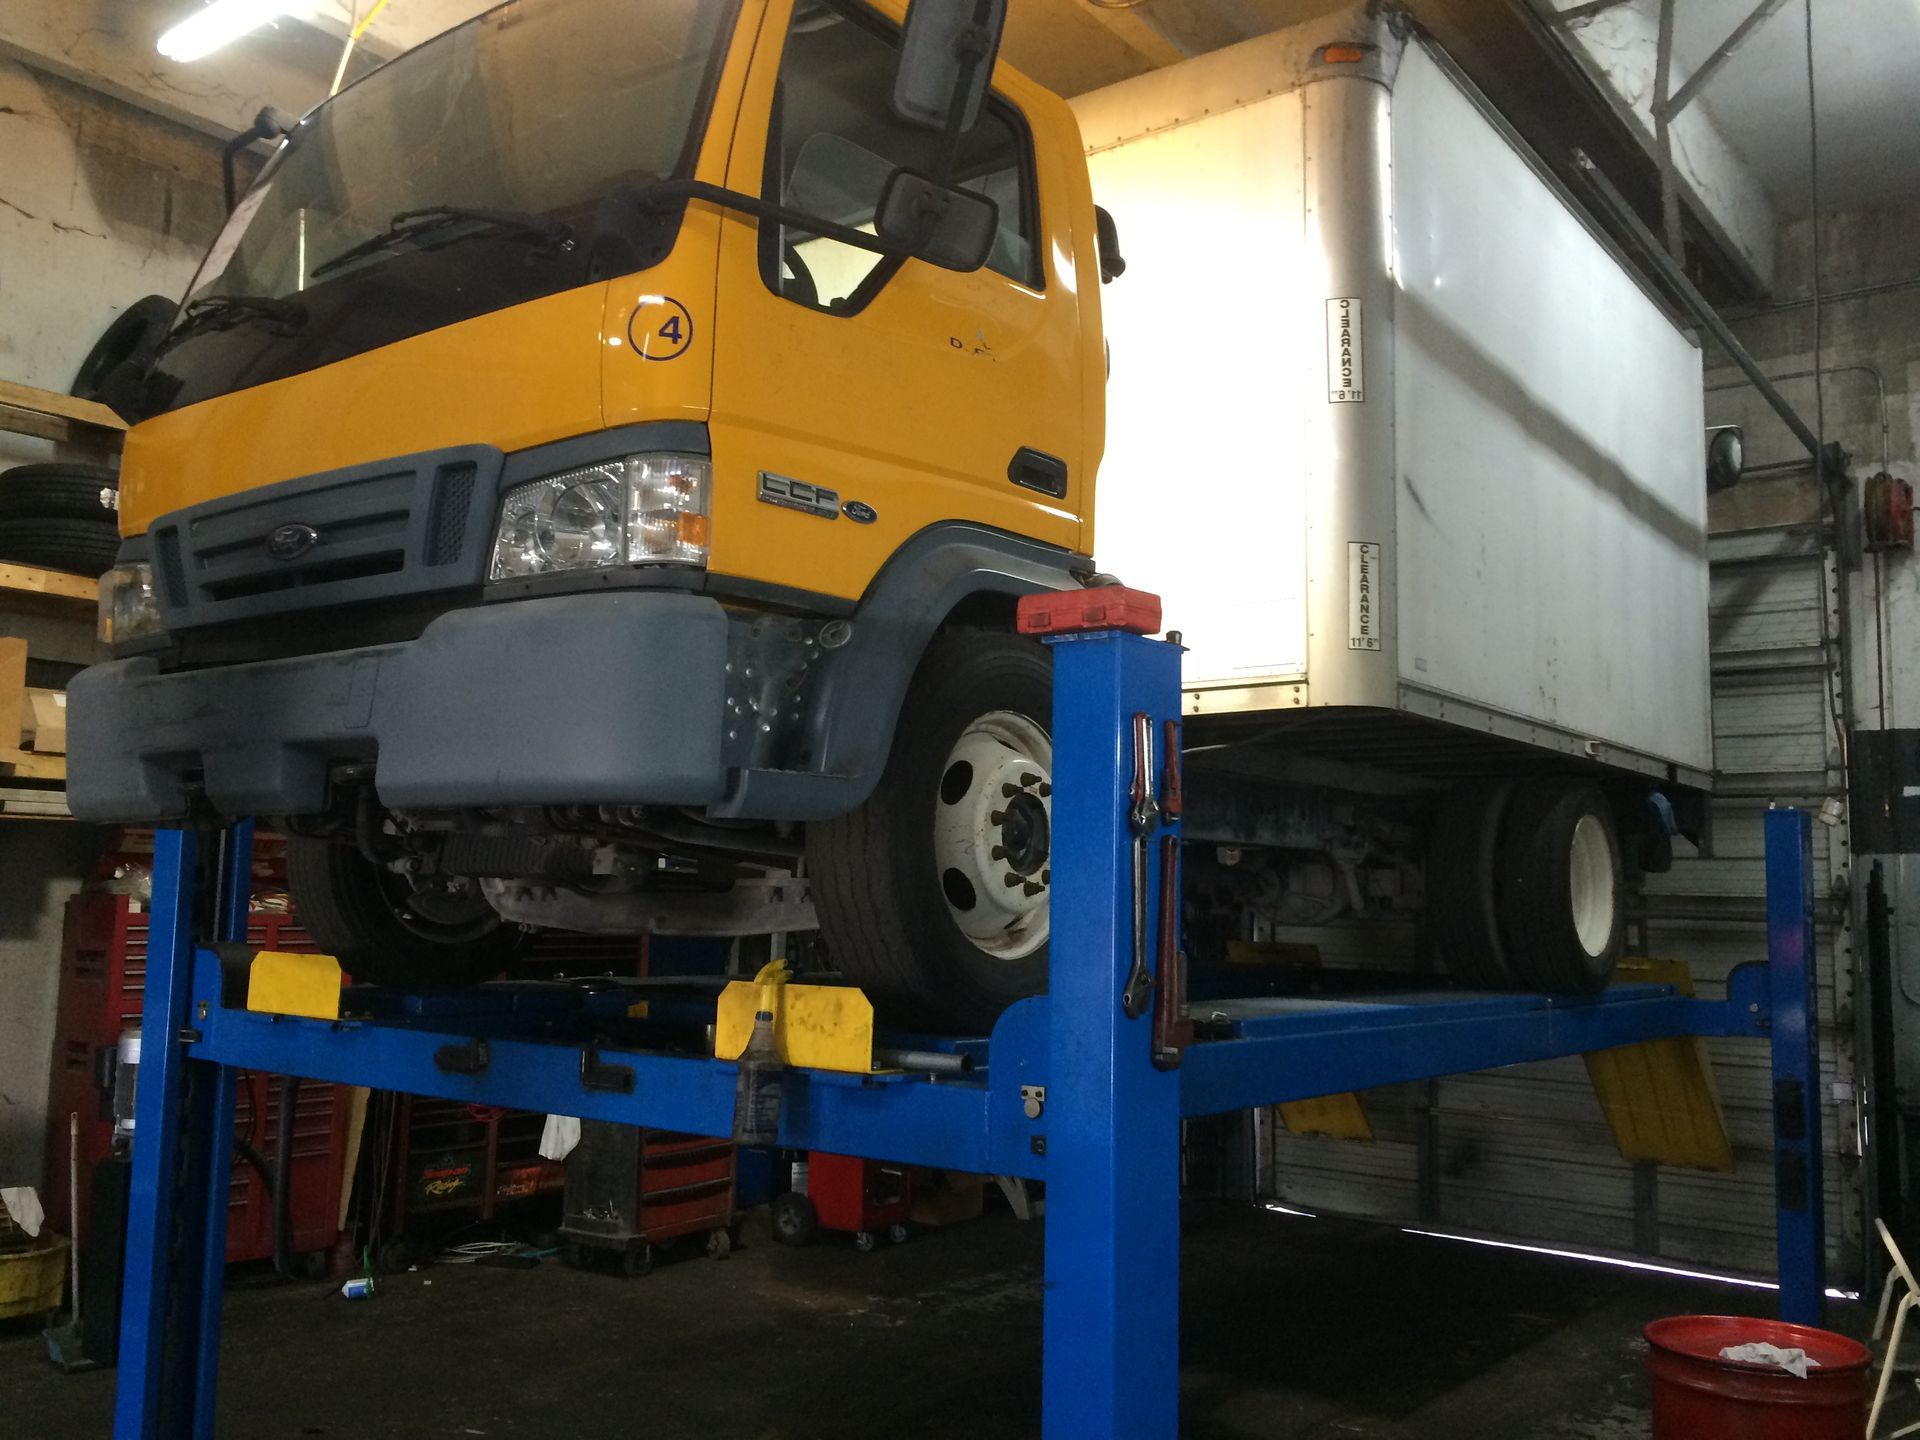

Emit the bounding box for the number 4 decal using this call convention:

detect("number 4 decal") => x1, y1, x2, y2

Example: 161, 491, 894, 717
628, 296, 694, 361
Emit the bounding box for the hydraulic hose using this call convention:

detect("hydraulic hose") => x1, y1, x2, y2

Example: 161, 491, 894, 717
272, 1077, 297, 1277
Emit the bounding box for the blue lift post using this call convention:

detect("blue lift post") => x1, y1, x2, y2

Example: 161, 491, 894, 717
110, 624, 1824, 1440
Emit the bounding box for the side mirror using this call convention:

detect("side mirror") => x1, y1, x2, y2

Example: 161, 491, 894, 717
877, 170, 998, 272
893, 0, 1008, 134
1094, 205, 1126, 283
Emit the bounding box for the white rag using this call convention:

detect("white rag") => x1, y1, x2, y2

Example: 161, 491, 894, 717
1, 1186, 45, 1238
539, 1114, 582, 1162
1718, 1342, 1820, 1379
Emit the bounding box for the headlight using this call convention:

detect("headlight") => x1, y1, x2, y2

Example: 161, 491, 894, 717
488, 453, 711, 582
98, 563, 163, 646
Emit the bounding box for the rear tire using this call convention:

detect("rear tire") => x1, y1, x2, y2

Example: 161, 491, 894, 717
1496, 782, 1624, 993
285, 836, 526, 987
1427, 781, 1514, 989
808, 629, 1053, 1034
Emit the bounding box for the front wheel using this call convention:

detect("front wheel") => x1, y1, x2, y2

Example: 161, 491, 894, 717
808, 629, 1053, 1034
285, 837, 527, 987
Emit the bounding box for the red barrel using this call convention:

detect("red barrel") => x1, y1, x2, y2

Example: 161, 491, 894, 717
1645, 1315, 1871, 1439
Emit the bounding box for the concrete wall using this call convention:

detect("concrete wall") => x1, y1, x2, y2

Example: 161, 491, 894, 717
0, 823, 111, 1191
0, 61, 228, 1192
1711, 199, 1920, 729
0, 58, 229, 466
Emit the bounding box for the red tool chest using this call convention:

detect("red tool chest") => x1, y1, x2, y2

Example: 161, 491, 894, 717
43, 887, 349, 1265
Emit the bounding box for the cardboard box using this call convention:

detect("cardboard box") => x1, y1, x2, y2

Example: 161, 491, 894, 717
0, 637, 23, 745
24, 690, 65, 755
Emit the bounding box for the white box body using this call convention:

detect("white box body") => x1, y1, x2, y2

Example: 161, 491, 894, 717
1072, 12, 1712, 785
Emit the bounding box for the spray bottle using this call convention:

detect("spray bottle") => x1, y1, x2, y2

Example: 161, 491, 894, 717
732, 958, 790, 1146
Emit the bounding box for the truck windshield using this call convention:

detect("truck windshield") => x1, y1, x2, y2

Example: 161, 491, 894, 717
146, 0, 737, 415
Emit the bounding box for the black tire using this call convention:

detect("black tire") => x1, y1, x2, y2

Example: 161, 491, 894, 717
808, 629, 1053, 1033
1427, 781, 1515, 989
72, 294, 177, 420
0, 463, 120, 523
0, 516, 121, 576
770, 1192, 818, 1247
1497, 782, 1624, 994
285, 836, 526, 988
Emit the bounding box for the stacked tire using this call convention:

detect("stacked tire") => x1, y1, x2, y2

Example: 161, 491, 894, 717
1427, 779, 1626, 995
0, 463, 121, 576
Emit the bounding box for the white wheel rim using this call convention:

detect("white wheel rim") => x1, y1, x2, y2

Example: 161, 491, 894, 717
1568, 813, 1616, 958
932, 710, 1053, 961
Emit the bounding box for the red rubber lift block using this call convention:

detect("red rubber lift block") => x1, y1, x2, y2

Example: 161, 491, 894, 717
1017, 587, 1163, 637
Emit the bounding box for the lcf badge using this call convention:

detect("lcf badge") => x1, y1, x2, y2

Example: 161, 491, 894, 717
628, 296, 694, 361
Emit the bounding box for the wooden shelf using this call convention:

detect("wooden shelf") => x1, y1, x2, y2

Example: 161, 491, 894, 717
0, 746, 64, 781
0, 563, 99, 609
0, 377, 125, 449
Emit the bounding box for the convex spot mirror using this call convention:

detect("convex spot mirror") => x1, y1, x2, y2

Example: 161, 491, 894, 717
877, 169, 998, 272
1706, 426, 1744, 493
893, 0, 1008, 133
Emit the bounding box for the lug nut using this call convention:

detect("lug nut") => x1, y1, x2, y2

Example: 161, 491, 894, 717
991, 845, 1007, 860
1002, 783, 1021, 798
990, 810, 1006, 825
1042, 867, 1051, 884
1023, 881, 1044, 897
1039, 783, 1052, 798
1020, 772, 1041, 787
1003, 872, 1024, 887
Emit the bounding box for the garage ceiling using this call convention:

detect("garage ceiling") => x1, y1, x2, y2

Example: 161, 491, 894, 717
2, 0, 1911, 301
1666, 0, 1920, 215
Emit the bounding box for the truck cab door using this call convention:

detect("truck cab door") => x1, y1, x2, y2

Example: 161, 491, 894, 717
706, 0, 1084, 605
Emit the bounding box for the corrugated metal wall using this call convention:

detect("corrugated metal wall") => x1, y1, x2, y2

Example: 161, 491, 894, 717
1261, 515, 1863, 1285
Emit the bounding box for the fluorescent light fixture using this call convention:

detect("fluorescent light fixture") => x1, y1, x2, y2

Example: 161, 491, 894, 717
157, 1, 295, 63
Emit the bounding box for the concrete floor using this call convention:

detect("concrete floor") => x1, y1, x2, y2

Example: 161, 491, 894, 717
0, 1203, 1895, 1438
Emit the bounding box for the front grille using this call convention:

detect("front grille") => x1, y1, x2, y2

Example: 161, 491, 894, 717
150, 445, 503, 629
425, 464, 477, 567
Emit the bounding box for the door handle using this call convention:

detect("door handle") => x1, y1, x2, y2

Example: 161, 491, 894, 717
1008, 447, 1068, 499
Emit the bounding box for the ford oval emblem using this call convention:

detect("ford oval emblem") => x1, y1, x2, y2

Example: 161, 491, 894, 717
842, 500, 877, 525
266, 523, 320, 561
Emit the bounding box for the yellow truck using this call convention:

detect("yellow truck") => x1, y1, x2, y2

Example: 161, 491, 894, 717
71, 0, 1705, 1030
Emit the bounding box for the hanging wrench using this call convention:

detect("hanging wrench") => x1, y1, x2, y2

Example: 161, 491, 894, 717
1122, 711, 1158, 1018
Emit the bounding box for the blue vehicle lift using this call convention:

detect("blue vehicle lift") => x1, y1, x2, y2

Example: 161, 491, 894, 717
112, 623, 1825, 1439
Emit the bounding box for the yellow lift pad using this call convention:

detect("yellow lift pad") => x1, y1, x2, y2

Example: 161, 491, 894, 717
714, 981, 875, 1075
1584, 958, 1735, 1172
1278, 1091, 1373, 1142
245, 951, 344, 1021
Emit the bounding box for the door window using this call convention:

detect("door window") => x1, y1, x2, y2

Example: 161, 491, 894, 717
760, 0, 1040, 313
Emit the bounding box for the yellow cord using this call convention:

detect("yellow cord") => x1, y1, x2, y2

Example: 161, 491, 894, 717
329, 0, 395, 96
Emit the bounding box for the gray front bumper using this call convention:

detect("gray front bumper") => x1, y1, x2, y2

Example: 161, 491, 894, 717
68, 592, 730, 822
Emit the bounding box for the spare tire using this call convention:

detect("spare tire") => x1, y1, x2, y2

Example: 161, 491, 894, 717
0, 517, 122, 576
71, 295, 177, 418
0, 463, 119, 523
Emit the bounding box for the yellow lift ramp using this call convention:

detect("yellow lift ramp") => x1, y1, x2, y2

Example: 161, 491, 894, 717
1268, 957, 1735, 1168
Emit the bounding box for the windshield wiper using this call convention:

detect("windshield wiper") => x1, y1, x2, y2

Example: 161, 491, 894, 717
309, 205, 574, 280
152, 294, 308, 358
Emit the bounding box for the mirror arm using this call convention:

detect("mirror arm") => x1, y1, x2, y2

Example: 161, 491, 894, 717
928, 0, 999, 182
636, 179, 909, 259
222, 107, 296, 214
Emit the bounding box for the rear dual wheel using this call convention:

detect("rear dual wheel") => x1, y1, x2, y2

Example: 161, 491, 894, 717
1428, 780, 1624, 994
